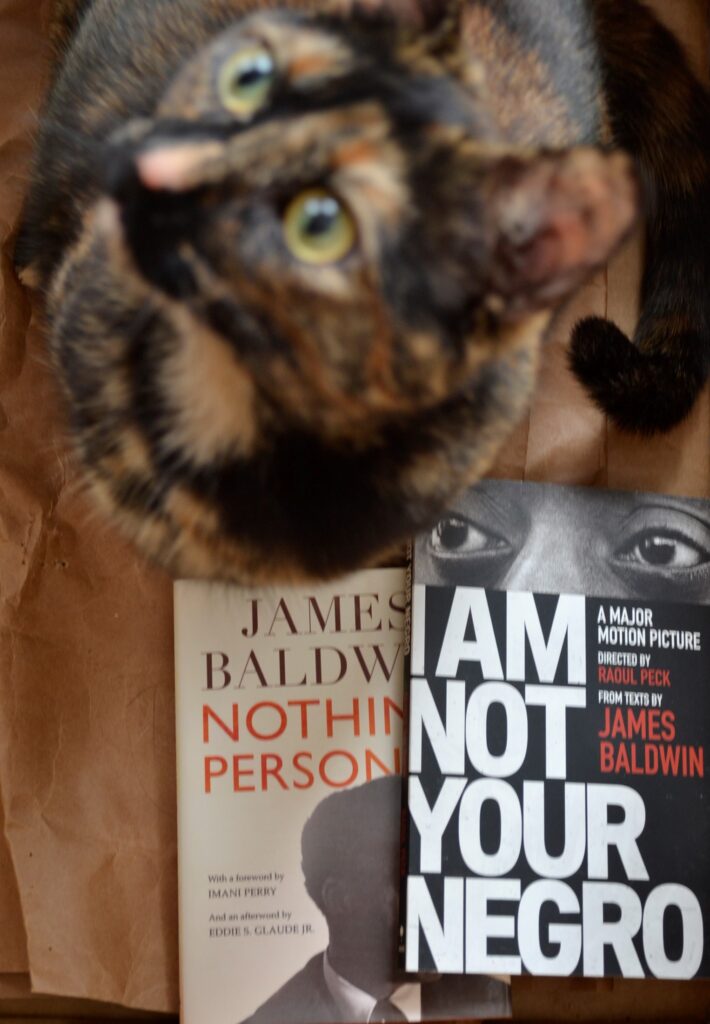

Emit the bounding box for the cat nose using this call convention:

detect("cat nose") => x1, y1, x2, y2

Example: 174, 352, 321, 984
106, 133, 226, 196
134, 140, 225, 192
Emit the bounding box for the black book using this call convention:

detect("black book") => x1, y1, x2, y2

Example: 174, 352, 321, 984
402, 479, 709, 980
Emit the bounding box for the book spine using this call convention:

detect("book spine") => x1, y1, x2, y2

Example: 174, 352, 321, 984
398, 541, 414, 964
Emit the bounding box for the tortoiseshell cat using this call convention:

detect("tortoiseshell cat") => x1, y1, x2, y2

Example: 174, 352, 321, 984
16, 0, 710, 581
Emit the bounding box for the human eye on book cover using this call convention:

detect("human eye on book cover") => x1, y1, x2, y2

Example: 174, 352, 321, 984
174, 569, 511, 1024
404, 479, 709, 982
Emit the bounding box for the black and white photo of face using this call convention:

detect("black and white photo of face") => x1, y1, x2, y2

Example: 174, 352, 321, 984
417, 480, 710, 603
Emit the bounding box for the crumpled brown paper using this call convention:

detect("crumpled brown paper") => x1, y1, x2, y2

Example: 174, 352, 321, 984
0, 0, 177, 1011
0, 0, 707, 1017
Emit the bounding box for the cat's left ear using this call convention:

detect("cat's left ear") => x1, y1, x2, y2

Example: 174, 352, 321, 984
329, 0, 464, 51
482, 147, 639, 320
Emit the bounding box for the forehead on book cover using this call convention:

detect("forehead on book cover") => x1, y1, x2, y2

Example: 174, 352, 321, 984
417, 480, 710, 604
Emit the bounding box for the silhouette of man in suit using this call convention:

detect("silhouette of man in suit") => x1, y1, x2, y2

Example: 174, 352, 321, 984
240, 776, 509, 1023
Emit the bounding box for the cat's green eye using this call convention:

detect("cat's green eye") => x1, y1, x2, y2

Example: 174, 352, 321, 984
283, 189, 357, 265
219, 45, 275, 117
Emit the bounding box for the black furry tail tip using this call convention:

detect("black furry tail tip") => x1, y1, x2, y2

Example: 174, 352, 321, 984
569, 316, 708, 435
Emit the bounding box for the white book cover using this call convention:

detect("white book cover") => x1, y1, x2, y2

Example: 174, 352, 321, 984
174, 569, 510, 1024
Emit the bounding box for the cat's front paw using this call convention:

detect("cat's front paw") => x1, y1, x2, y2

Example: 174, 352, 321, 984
569, 316, 705, 434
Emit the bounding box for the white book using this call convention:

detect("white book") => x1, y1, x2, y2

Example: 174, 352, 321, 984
174, 569, 510, 1024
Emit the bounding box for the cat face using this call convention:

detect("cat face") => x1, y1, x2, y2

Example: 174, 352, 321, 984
104, 10, 505, 425
49, 7, 637, 581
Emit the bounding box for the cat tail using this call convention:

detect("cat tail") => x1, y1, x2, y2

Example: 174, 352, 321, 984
570, 0, 710, 433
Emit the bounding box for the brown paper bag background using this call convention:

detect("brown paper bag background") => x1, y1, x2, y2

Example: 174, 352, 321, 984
0, 0, 708, 1017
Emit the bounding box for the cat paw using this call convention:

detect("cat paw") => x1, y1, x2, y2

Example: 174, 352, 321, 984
569, 316, 705, 434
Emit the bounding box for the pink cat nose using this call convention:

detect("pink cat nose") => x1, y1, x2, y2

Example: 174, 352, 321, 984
135, 141, 224, 191
104, 138, 224, 202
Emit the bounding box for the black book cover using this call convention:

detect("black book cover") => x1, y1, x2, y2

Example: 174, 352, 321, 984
403, 480, 709, 980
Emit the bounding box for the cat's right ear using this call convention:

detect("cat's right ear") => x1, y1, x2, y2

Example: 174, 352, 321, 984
403, 0, 464, 55
482, 147, 639, 320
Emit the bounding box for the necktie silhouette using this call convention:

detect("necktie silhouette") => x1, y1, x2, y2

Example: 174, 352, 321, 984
370, 997, 408, 1023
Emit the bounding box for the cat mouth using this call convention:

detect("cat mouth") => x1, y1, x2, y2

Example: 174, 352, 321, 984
91, 196, 125, 238
99, 146, 208, 300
